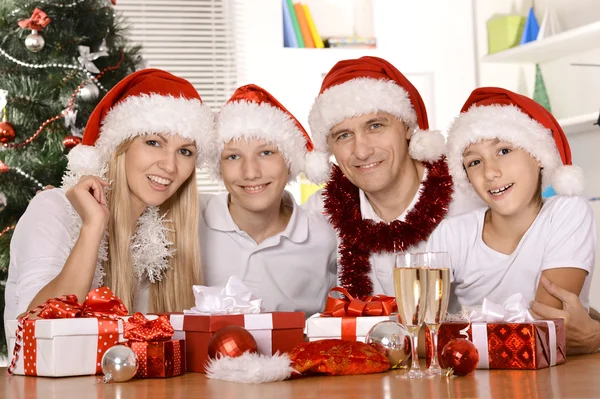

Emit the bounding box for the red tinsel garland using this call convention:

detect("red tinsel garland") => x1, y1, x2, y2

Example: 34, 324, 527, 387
323, 158, 454, 299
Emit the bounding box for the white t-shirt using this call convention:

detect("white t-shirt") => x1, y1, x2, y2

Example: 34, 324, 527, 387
4, 189, 150, 343
200, 192, 338, 317
302, 167, 477, 296
426, 195, 597, 313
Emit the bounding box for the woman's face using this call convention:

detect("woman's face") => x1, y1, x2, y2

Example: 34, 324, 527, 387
125, 134, 197, 214
220, 138, 289, 214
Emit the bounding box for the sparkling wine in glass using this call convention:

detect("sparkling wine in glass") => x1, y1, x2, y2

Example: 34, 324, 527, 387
393, 261, 428, 379
424, 266, 451, 376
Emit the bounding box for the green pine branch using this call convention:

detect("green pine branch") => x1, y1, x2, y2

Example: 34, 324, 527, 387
0, 0, 143, 357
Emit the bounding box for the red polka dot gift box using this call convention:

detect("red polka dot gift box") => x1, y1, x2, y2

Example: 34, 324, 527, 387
6, 287, 128, 377
123, 313, 185, 378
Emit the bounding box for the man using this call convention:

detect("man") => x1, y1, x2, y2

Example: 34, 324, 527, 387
531, 277, 600, 355
303, 56, 477, 298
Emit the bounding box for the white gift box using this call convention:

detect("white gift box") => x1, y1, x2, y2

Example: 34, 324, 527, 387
306, 314, 400, 342
6, 318, 125, 377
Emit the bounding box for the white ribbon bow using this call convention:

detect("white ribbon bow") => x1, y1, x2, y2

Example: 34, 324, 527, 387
462, 293, 534, 323
77, 45, 108, 74
0, 89, 8, 111
184, 276, 263, 315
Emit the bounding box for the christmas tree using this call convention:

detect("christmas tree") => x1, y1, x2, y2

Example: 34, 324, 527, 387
0, 0, 142, 355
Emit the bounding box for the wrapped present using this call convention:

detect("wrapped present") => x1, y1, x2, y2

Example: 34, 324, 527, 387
426, 295, 566, 370
171, 277, 304, 373
124, 313, 185, 378
6, 287, 128, 377
306, 287, 399, 342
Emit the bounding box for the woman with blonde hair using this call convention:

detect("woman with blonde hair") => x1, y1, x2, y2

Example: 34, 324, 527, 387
4, 69, 214, 333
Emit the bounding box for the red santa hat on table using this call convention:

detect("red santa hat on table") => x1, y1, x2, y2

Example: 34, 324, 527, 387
447, 87, 584, 196
210, 84, 329, 183
308, 56, 445, 171
67, 68, 214, 176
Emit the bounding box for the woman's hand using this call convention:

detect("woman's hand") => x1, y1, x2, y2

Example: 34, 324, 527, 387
65, 176, 109, 230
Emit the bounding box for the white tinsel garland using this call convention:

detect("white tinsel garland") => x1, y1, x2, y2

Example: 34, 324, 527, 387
61, 163, 174, 288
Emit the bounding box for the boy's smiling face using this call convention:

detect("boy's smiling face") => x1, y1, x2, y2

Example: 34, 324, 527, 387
463, 138, 542, 216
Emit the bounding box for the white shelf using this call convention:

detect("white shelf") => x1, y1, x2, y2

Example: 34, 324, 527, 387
558, 112, 599, 136
482, 21, 600, 64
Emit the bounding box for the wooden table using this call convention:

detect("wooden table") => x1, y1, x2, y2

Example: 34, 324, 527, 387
2, 354, 600, 399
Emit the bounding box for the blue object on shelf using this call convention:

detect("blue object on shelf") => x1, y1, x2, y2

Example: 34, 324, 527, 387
520, 7, 540, 45
282, 0, 298, 48
542, 186, 556, 198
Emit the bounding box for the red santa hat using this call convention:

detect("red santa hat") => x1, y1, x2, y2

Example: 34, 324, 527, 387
67, 68, 214, 176
211, 84, 329, 183
308, 56, 445, 172
447, 87, 584, 196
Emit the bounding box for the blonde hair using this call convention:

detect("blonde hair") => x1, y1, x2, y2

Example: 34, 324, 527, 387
104, 139, 201, 313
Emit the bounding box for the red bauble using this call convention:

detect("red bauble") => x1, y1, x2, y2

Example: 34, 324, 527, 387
0, 121, 16, 144
439, 338, 479, 376
63, 135, 82, 152
0, 160, 8, 173
207, 326, 258, 359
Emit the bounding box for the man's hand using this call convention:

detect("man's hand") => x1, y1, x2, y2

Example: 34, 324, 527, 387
530, 276, 600, 355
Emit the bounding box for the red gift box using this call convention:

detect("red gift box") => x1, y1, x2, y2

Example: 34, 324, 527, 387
126, 340, 185, 378
425, 319, 566, 370
170, 312, 305, 373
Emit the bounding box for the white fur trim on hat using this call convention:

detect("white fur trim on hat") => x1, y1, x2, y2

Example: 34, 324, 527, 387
206, 352, 296, 384
552, 164, 585, 196
408, 129, 446, 162
97, 93, 214, 165
210, 100, 308, 181
66, 144, 102, 175
303, 150, 331, 184
308, 77, 418, 156
446, 104, 583, 196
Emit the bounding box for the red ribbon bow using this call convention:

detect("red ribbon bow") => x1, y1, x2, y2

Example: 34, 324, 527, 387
8, 287, 128, 376
18, 8, 51, 31
321, 287, 397, 317
123, 312, 174, 342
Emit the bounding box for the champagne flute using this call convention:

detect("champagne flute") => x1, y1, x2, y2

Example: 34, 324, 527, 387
420, 252, 451, 376
394, 254, 429, 379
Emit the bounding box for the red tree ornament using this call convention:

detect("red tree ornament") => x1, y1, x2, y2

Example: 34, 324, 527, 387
63, 135, 82, 152
207, 326, 258, 359
0, 160, 9, 173
439, 338, 479, 376
0, 121, 15, 143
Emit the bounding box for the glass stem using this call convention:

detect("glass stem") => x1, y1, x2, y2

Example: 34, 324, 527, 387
410, 330, 421, 371
430, 326, 440, 369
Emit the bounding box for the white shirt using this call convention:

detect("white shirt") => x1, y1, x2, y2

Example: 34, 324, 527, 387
200, 192, 338, 316
4, 189, 150, 344
426, 196, 597, 313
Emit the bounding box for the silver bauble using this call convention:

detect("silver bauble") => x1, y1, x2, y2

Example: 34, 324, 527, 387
78, 82, 100, 102
0, 191, 6, 213
366, 320, 412, 369
101, 345, 138, 383
25, 31, 45, 53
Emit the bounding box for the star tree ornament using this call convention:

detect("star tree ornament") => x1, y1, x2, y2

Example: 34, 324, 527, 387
18, 8, 51, 53
0, 191, 7, 213
98, 39, 110, 53
78, 45, 109, 74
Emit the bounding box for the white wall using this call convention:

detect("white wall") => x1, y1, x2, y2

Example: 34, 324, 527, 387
232, 0, 477, 133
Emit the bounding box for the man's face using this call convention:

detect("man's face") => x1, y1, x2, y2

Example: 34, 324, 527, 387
326, 112, 412, 195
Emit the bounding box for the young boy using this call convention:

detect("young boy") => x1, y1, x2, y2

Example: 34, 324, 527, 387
200, 84, 337, 316
427, 87, 596, 313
